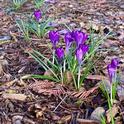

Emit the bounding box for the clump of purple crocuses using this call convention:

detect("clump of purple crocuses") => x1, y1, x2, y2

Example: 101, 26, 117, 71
29, 26, 108, 90
48, 30, 89, 88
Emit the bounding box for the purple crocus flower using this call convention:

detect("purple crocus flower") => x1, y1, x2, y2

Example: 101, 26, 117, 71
49, 31, 60, 49
34, 10, 42, 21
74, 31, 88, 47
107, 58, 119, 83
55, 47, 64, 60
65, 32, 73, 53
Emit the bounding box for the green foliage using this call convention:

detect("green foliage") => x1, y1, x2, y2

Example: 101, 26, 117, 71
12, 0, 27, 10
101, 115, 106, 124
27, 29, 109, 90
16, 19, 30, 41
33, 0, 45, 9
28, 49, 60, 82
100, 81, 118, 107
16, 16, 53, 40
28, 18, 53, 38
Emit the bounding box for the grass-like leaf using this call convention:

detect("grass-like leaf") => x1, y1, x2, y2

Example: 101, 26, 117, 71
34, 0, 44, 9
16, 19, 30, 40
12, 0, 27, 10
28, 49, 60, 81
30, 74, 60, 82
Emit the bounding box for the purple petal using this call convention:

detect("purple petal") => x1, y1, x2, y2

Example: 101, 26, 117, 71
80, 44, 89, 55
55, 47, 64, 60
49, 31, 60, 48
65, 32, 73, 53
74, 30, 88, 47
107, 64, 116, 83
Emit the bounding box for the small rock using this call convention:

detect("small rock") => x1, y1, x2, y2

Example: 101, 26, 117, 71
117, 85, 124, 101
14, 120, 22, 124
90, 107, 105, 122
0, 35, 11, 41
12, 116, 23, 124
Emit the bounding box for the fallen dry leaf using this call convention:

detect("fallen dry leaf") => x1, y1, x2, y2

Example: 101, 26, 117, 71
4, 79, 18, 87
29, 80, 65, 96
86, 75, 108, 81
58, 115, 71, 123
0, 63, 4, 75
2, 93, 27, 101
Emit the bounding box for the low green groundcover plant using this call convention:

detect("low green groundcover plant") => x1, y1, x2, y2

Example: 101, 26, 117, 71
27, 29, 109, 90
16, 9, 52, 40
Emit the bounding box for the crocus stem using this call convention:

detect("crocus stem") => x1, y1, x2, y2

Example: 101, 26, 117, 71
63, 60, 66, 72
52, 50, 55, 64
110, 84, 113, 106
110, 104, 115, 124
38, 24, 41, 38
77, 64, 81, 90
60, 66, 63, 84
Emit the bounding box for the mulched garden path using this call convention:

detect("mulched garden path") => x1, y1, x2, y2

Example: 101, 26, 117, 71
0, 0, 124, 123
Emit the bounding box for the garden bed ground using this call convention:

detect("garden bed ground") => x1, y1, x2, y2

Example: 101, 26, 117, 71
0, 0, 124, 124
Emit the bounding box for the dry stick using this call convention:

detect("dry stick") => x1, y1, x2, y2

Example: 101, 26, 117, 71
53, 95, 68, 112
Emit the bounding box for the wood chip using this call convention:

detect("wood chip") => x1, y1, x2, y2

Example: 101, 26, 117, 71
77, 119, 100, 124
2, 93, 27, 101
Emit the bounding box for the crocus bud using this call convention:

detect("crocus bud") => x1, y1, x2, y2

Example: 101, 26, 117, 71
111, 58, 119, 68
74, 31, 88, 47
107, 58, 119, 83
76, 46, 83, 65
34, 10, 42, 21
65, 32, 73, 54
49, 31, 60, 49
55, 47, 64, 61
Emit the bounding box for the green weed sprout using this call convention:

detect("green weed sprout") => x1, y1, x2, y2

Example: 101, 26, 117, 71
33, 0, 45, 9
28, 10, 52, 38
12, 0, 27, 10
16, 10, 53, 40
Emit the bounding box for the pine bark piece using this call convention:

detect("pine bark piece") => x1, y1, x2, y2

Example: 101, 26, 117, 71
2, 93, 27, 101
